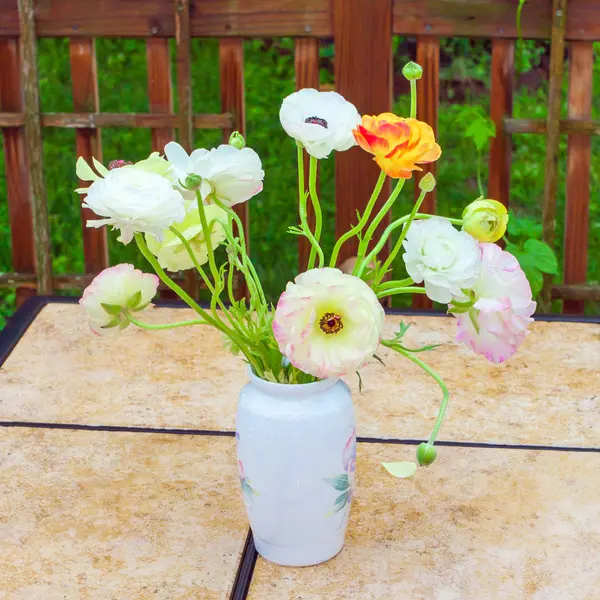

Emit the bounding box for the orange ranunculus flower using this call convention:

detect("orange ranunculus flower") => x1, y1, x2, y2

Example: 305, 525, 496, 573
352, 114, 441, 179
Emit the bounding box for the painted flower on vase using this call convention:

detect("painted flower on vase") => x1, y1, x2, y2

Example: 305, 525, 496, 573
353, 113, 441, 178
272, 268, 385, 379
279, 88, 362, 159
145, 204, 228, 272
79, 264, 159, 335
76, 157, 186, 244
324, 428, 357, 515
450, 243, 536, 364
402, 217, 481, 304
236, 433, 258, 503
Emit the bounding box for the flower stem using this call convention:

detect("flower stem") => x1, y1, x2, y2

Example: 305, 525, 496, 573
307, 155, 323, 269
354, 178, 406, 274
329, 170, 386, 268
128, 315, 207, 330
375, 187, 429, 284
297, 146, 324, 268
376, 286, 426, 299
476, 150, 485, 197
385, 341, 449, 447
196, 192, 221, 285
410, 79, 417, 119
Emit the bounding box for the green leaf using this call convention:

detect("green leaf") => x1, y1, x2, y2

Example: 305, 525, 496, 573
523, 239, 559, 275
333, 491, 350, 513
382, 461, 417, 479
523, 264, 544, 296
324, 474, 350, 491
100, 316, 123, 329
127, 290, 142, 310
465, 117, 496, 151
101, 302, 123, 316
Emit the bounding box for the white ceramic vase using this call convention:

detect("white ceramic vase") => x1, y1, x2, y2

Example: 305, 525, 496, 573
236, 369, 356, 567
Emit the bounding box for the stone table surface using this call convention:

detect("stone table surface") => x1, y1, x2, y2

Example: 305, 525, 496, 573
0, 297, 599, 599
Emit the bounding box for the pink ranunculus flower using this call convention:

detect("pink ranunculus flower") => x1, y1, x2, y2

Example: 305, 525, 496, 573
272, 268, 385, 379
80, 264, 159, 335
451, 243, 536, 364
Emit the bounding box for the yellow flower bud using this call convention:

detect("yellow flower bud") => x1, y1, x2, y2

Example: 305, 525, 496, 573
462, 198, 508, 243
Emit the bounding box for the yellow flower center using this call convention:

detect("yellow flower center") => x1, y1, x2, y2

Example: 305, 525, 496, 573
319, 312, 343, 335
305, 116, 328, 129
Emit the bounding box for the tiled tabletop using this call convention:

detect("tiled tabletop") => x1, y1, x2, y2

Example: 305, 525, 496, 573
1, 296, 599, 599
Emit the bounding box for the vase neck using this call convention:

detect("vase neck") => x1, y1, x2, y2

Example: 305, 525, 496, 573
247, 369, 339, 398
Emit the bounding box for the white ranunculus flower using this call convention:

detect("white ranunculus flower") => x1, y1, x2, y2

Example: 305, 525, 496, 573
279, 88, 362, 159
272, 268, 385, 379
78, 160, 186, 244
164, 141, 208, 188
145, 204, 228, 272
402, 217, 481, 304
80, 264, 159, 335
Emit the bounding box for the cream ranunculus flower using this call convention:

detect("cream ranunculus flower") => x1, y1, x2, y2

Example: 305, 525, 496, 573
76, 157, 186, 244
79, 264, 159, 335
402, 217, 481, 304
145, 204, 228, 272
462, 198, 508, 243
272, 268, 385, 379
279, 88, 362, 159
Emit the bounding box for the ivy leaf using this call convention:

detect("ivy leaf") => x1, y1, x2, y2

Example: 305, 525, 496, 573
382, 461, 417, 479
465, 117, 496, 151
324, 474, 350, 491
523, 239, 558, 275
513, 250, 544, 296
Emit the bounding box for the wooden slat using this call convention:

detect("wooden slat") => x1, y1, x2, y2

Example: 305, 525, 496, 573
147, 37, 174, 153
505, 118, 600, 135
219, 37, 248, 300
69, 38, 108, 275
552, 284, 600, 302
412, 36, 440, 310
333, 0, 393, 263
0, 0, 599, 41
0, 39, 35, 305
18, 0, 52, 294
295, 37, 320, 272
488, 39, 514, 207
541, 0, 568, 307
563, 41, 593, 315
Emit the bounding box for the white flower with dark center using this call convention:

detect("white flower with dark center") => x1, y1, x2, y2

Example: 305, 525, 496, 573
402, 217, 481, 304
272, 268, 385, 379
279, 88, 362, 159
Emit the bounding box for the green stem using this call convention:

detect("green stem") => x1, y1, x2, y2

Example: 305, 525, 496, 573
386, 342, 449, 447
297, 146, 324, 268
307, 156, 323, 269
196, 192, 220, 285
329, 170, 387, 268
375, 187, 429, 284
476, 150, 485, 197
376, 277, 414, 291
410, 79, 417, 119
128, 315, 207, 330
376, 286, 426, 299
354, 178, 406, 274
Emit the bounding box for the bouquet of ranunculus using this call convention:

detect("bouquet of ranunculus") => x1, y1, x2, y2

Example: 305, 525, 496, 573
78, 62, 535, 474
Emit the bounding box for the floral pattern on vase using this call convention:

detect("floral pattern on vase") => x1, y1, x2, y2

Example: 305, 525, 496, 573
236, 432, 257, 504
324, 428, 356, 514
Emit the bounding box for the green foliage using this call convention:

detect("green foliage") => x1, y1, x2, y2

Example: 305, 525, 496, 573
464, 116, 496, 152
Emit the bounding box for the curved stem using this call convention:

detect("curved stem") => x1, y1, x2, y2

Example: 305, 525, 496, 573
196, 193, 220, 285
386, 342, 449, 447
329, 170, 387, 268
296, 146, 324, 268
307, 156, 323, 269
128, 315, 207, 330
375, 187, 428, 284
376, 277, 414, 291
376, 286, 426, 299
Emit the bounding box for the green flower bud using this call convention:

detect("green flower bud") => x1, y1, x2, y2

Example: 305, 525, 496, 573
184, 173, 202, 190
402, 61, 423, 81
462, 198, 508, 243
419, 172, 436, 192
228, 131, 246, 150
416, 442, 437, 466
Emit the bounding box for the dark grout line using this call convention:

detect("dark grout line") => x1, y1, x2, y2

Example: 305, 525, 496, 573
358, 436, 600, 453
0, 421, 235, 436
229, 531, 258, 600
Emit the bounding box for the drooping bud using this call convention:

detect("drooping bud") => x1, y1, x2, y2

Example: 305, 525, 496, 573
462, 198, 508, 243
228, 131, 246, 150
416, 442, 437, 466
419, 172, 436, 193
184, 173, 202, 190
108, 159, 133, 170
402, 61, 423, 81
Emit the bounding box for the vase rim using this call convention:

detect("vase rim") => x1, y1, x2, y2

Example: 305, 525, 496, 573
247, 367, 339, 396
